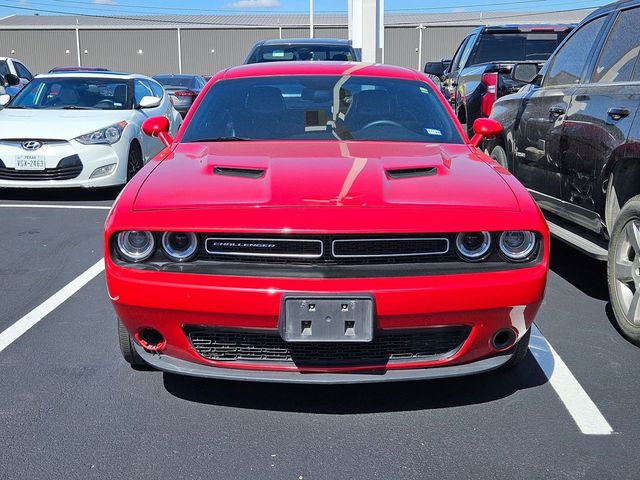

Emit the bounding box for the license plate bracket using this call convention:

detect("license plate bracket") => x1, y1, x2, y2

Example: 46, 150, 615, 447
280, 295, 374, 343
15, 154, 45, 171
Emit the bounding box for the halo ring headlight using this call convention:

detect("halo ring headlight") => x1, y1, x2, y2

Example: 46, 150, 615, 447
455, 231, 492, 260
161, 232, 198, 262
499, 231, 536, 261
116, 231, 155, 262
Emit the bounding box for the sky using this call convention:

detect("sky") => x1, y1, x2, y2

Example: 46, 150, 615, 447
0, 0, 613, 18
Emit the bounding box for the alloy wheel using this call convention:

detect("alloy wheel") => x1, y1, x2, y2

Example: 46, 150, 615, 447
613, 219, 640, 326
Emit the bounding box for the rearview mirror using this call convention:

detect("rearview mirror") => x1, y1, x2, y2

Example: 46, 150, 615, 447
4, 73, 20, 87
0, 95, 11, 107
470, 118, 502, 148
142, 116, 173, 147
511, 63, 538, 84
423, 61, 445, 78
138, 96, 161, 109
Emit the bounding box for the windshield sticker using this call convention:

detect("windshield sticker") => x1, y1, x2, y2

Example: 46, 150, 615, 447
425, 128, 442, 136
272, 50, 285, 57
420, 87, 430, 94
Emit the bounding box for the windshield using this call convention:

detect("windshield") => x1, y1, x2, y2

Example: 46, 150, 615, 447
181, 75, 462, 143
469, 32, 569, 64
154, 76, 195, 89
247, 45, 355, 63
8, 77, 132, 110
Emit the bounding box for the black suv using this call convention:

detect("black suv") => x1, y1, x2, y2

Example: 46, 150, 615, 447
487, 0, 640, 345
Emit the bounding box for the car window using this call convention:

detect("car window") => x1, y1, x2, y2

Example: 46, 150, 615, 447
8, 77, 132, 110
247, 45, 355, 63
591, 8, 640, 83
544, 16, 607, 87
148, 80, 164, 99
449, 36, 470, 73
181, 75, 463, 144
456, 35, 477, 70
134, 79, 154, 104
468, 32, 568, 65
0, 61, 9, 76
14, 62, 32, 81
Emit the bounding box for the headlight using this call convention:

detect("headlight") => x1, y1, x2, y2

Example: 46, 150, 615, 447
116, 231, 155, 262
161, 232, 198, 262
455, 231, 491, 260
499, 231, 536, 261
76, 121, 127, 145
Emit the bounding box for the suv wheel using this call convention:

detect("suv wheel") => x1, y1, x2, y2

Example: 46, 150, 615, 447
490, 145, 508, 169
608, 195, 640, 346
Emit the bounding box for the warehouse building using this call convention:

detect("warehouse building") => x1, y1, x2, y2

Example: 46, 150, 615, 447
0, 9, 592, 76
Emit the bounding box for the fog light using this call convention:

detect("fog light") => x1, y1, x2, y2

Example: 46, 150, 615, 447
90, 163, 116, 179
499, 231, 536, 261
116, 231, 155, 262
161, 232, 198, 262
455, 231, 491, 260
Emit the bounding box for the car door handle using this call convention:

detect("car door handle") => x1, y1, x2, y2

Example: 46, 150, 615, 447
549, 105, 565, 117
607, 107, 630, 120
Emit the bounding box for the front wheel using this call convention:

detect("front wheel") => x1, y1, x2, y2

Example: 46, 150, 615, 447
117, 319, 149, 368
608, 195, 640, 346
490, 145, 509, 169
503, 328, 531, 368
126, 142, 143, 182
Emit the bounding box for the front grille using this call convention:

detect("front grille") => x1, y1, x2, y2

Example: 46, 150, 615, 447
187, 326, 470, 366
199, 234, 457, 265
0, 155, 82, 181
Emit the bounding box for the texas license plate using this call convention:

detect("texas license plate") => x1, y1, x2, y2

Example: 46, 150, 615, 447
15, 155, 45, 170
281, 296, 374, 343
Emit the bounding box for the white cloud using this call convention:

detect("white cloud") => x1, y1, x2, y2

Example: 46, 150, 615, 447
93, 0, 116, 4
226, 0, 281, 8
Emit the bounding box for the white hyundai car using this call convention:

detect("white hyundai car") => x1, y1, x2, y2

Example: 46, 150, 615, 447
0, 72, 181, 188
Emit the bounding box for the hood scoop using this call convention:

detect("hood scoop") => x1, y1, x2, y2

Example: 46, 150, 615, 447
213, 166, 266, 179
385, 166, 437, 179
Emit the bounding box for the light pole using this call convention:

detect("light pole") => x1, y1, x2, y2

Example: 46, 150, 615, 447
310, 0, 314, 38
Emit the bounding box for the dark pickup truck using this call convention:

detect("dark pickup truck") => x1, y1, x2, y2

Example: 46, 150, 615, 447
424, 24, 573, 137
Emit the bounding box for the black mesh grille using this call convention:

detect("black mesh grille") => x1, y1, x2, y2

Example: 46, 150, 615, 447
0, 155, 83, 181
333, 238, 448, 257
187, 326, 470, 366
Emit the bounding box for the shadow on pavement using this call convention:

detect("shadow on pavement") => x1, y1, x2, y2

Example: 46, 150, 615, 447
549, 238, 608, 301
0, 187, 120, 202
162, 352, 548, 413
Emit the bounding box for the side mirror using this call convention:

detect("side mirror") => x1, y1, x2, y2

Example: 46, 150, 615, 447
470, 118, 502, 148
0, 95, 11, 107
423, 61, 445, 78
511, 63, 539, 84
5, 74, 20, 87
142, 116, 173, 148
441, 57, 452, 72
138, 95, 161, 109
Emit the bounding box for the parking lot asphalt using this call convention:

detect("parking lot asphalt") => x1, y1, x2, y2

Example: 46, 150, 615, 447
1, 193, 640, 479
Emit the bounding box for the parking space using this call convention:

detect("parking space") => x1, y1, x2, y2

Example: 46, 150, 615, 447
0, 201, 639, 479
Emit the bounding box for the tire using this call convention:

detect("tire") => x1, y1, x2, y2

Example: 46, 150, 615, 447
608, 195, 640, 346
126, 142, 143, 182
503, 328, 531, 368
490, 144, 509, 170
117, 318, 148, 367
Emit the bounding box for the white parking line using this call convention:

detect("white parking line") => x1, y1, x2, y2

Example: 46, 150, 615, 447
0, 259, 105, 354
530, 325, 614, 435
0, 204, 111, 210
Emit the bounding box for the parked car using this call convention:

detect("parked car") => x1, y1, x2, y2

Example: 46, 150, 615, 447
106, 61, 549, 383
0, 72, 181, 188
48, 66, 111, 73
487, 0, 640, 345
424, 24, 573, 137
0, 57, 33, 86
153, 74, 207, 117
244, 38, 359, 64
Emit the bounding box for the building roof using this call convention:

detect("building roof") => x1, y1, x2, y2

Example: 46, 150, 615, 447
0, 10, 594, 29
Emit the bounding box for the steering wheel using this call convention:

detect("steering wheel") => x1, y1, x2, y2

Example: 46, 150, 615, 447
360, 119, 404, 130
94, 99, 115, 108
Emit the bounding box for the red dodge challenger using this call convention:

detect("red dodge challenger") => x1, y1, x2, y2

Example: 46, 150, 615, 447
104, 62, 549, 383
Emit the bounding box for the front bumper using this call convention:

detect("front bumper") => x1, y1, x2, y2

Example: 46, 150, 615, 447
109, 262, 546, 383
0, 138, 129, 188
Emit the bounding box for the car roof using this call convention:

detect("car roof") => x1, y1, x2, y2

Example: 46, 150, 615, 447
256, 38, 352, 47
35, 71, 150, 80
49, 66, 110, 72
481, 24, 574, 33
154, 74, 200, 78
586, 0, 640, 20
221, 61, 421, 81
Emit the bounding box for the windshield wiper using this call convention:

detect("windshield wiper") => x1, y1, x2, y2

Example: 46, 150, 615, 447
194, 136, 252, 142
60, 106, 97, 110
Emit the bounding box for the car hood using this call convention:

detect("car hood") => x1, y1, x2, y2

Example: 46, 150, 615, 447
0, 109, 132, 140
133, 141, 520, 211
